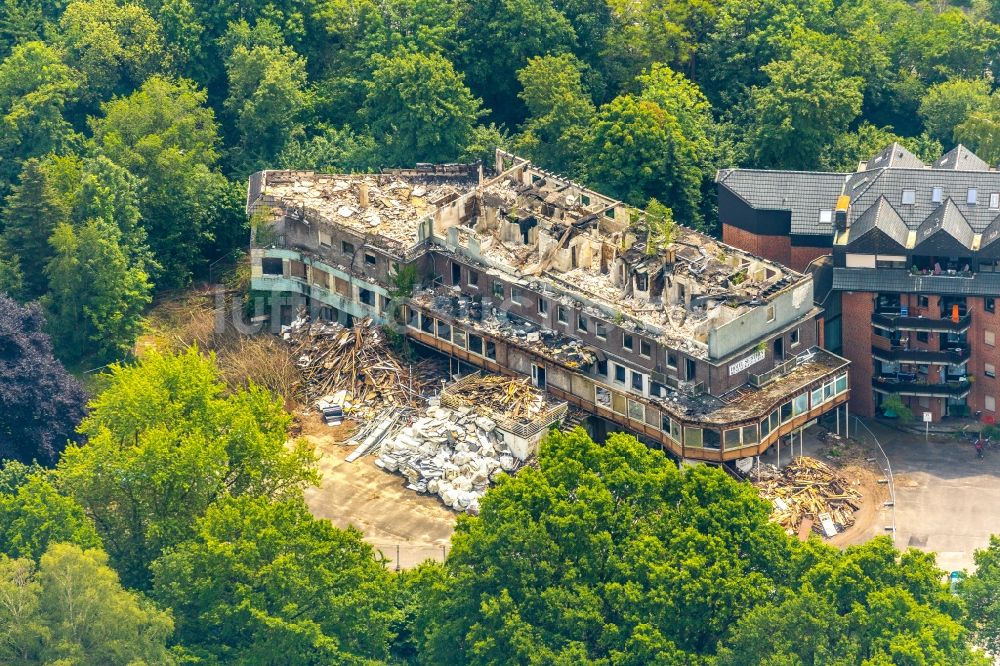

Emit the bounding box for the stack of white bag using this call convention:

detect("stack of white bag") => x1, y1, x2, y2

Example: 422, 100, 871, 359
375, 405, 520, 515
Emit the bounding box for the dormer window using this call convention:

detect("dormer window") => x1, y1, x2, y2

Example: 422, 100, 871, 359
932, 187, 942, 203
968, 188, 978, 205
901, 189, 915, 205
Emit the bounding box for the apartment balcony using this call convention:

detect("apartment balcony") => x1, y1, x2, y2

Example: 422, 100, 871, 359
871, 311, 971, 333
871, 344, 970, 366
872, 375, 972, 398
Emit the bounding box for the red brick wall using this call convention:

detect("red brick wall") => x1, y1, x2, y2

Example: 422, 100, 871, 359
970, 297, 1000, 422
790, 245, 831, 273
722, 224, 790, 267
722, 224, 828, 272
841, 291, 875, 417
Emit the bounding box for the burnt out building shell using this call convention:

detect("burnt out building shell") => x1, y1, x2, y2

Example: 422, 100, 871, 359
249, 152, 849, 463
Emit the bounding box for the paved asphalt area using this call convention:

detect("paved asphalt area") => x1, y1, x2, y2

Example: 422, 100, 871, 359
868, 420, 1000, 573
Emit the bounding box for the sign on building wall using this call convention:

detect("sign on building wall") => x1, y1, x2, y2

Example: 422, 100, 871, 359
729, 349, 766, 376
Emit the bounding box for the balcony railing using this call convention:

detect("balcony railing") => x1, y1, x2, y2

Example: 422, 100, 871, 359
871, 312, 971, 332
872, 376, 972, 397
871, 344, 970, 365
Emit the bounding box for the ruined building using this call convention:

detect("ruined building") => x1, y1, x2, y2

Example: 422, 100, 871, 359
247, 152, 850, 463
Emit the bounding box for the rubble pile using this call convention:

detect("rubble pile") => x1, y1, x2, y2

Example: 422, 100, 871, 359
443, 374, 549, 422
284, 316, 441, 421
751, 457, 862, 538
376, 404, 521, 514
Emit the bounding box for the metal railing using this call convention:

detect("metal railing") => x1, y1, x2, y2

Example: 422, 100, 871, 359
851, 417, 896, 545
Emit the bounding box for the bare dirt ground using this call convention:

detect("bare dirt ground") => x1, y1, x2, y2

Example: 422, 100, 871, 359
298, 412, 457, 569
764, 428, 891, 548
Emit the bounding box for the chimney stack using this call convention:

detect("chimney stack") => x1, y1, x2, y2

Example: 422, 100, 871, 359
359, 182, 370, 208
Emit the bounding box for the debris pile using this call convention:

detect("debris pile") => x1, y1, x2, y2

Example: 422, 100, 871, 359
443, 374, 550, 422
284, 316, 442, 421
751, 457, 862, 538
376, 404, 521, 514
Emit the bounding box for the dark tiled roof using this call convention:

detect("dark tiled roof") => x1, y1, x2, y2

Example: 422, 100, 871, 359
915, 199, 975, 251
720, 144, 1000, 238
716, 169, 848, 236
980, 213, 1000, 250
864, 142, 926, 170
848, 196, 909, 248
933, 144, 990, 171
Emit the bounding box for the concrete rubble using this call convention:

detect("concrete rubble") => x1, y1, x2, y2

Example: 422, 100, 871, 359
375, 403, 522, 515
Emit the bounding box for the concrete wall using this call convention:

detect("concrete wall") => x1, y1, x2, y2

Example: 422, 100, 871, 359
708, 279, 814, 359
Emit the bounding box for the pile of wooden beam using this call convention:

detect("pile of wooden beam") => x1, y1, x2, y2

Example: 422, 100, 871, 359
751, 457, 862, 538
284, 317, 441, 421
444, 375, 549, 422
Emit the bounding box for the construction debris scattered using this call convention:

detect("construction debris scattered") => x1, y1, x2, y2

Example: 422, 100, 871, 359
376, 403, 522, 515
283, 316, 442, 422
750, 457, 862, 538
442, 374, 550, 422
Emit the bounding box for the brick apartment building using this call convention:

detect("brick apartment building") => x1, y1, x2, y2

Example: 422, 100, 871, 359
246, 152, 850, 463
718, 143, 1000, 423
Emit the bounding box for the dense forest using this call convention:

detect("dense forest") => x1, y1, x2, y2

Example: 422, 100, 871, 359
3, 0, 1000, 365
5, 0, 1000, 663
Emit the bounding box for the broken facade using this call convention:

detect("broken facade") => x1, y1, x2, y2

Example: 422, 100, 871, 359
249, 152, 849, 463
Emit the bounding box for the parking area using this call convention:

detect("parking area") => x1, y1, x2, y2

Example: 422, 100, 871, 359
870, 420, 1000, 573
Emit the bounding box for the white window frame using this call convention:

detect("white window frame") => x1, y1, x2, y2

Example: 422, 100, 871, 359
932, 186, 943, 203
968, 188, 978, 205
901, 189, 915, 205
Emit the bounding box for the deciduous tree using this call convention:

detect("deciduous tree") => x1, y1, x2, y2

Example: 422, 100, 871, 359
57, 348, 316, 587
743, 46, 863, 169
364, 49, 483, 165
0, 295, 86, 463
153, 495, 396, 663
0, 543, 175, 665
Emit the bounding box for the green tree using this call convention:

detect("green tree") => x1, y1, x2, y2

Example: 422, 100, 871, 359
955, 99, 1000, 165
43, 218, 152, 364
744, 45, 863, 169
153, 495, 396, 663
0, 159, 68, 299
454, 0, 575, 124
90, 75, 229, 286
515, 54, 595, 174
57, 0, 166, 102
0, 470, 100, 561
277, 124, 378, 173
820, 122, 941, 172
364, 49, 483, 165
919, 77, 992, 147
880, 393, 913, 424
224, 42, 311, 170
57, 348, 316, 587
960, 535, 1000, 655
0, 543, 175, 665
717, 585, 857, 665
0, 41, 80, 190
412, 429, 791, 664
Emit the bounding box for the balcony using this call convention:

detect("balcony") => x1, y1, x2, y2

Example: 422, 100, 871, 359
872, 375, 972, 397
871, 344, 970, 366
871, 311, 971, 333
